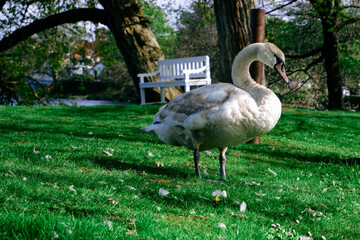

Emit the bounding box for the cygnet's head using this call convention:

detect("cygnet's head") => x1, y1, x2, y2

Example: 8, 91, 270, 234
257, 43, 289, 83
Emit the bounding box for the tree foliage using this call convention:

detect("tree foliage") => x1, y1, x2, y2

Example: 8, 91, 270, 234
265, 0, 360, 110
173, 1, 219, 80
0, 0, 178, 105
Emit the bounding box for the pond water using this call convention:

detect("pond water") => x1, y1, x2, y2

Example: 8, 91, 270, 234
50, 99, 129, 106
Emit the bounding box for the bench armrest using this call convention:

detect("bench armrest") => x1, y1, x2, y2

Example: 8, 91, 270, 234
137, 69, 160, 78
138, 69, 160, 84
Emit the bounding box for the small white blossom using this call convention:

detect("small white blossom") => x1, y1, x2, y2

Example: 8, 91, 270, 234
212, 190, 227, 198
45, 155, 52, 160
299, 236, 312, 240
103, 220, 113, 230
240, 201, 247, 212
159, 188, 170, 197
218, 223, 226, 229
52, 231, 59, 239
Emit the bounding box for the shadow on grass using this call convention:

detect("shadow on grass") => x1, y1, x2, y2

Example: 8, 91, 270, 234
238, 144, 360, 166
92, 156, 191, 179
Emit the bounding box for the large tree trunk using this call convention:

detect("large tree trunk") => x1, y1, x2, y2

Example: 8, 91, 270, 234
98, 0, 181, 102
214, 0, 255, 83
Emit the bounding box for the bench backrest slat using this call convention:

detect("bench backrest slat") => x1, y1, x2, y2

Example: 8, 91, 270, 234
158, 56, 209, 80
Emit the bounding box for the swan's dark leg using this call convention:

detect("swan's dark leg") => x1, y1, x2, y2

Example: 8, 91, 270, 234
193, 148, 201, 178
219, 147, 228, 181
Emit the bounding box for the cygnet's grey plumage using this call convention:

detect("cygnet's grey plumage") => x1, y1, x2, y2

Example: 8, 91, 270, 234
142, 43, 289, 181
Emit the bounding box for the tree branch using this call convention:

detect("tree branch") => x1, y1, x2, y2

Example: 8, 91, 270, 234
0, 8, 108, 53
286, 46, 323, 59
0, 0, 6, 12
266, 0, 298, 14
304, 54, 324, 72
336, 16, 360, 31
268, 54, 323, 86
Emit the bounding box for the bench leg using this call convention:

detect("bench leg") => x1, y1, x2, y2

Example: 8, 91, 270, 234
185, 84, 190, 92
160, 87, 165, 102
140, 88, 146, 104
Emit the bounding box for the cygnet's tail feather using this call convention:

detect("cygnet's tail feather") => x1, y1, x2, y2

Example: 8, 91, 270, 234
141, 125, 156, 132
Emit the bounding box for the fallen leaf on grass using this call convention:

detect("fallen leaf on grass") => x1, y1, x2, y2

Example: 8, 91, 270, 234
245, 181, 261, 186
106, 198, 119, 205
126, 185, 136, 190
125, 218, 137, 236
155, 161, 164, 167
69, 185, 77, 195
179, 215, 208, 220
232, 214, 249, 219
150, 179, 172, 183
102, 150, 113, 156
33, 147, 40, 154
78, 167, 92, 173
105, 213, 122, 220
126, 230, 137, 236
268, 168, 277, 176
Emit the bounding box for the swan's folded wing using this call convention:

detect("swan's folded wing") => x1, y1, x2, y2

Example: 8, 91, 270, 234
153, 83, 238, 125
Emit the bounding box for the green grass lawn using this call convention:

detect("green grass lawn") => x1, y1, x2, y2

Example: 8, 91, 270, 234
0, 105, 359, 239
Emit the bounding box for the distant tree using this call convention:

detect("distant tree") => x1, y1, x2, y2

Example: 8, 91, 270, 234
266, 0, 360, 110
308, 0, 360, 110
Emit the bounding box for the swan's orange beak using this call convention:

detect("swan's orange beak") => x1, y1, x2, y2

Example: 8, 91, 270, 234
275, 63, 289, 84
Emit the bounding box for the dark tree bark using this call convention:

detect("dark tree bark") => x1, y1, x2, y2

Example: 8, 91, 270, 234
214, 0, 255, 83
98, 0, 181, 102
0, 8, 108, 52
309, 0, 344, 110
322, 23, 344, 110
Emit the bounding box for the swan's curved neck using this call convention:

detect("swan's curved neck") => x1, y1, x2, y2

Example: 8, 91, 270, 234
231, 44, 260, 89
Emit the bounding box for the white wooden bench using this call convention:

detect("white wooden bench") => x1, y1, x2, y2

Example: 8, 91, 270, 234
137, 56, 211, 104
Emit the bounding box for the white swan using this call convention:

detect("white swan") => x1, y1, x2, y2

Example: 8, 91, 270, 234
142, 43, 289, 181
